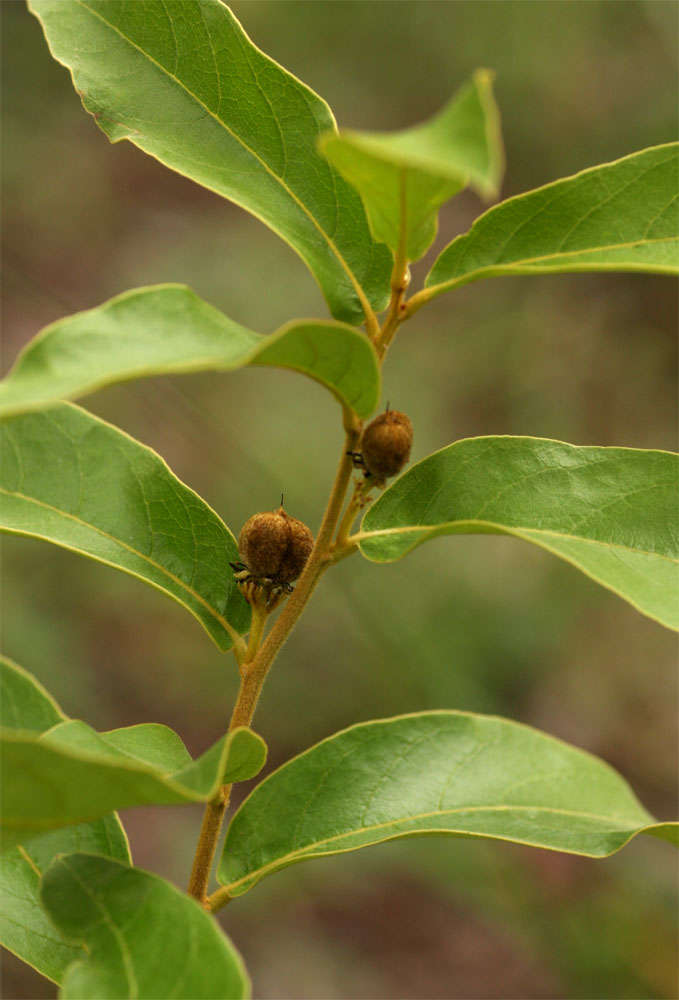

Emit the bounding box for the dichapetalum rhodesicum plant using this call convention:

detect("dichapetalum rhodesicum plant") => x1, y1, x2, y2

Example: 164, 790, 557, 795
1, 2, 677, 997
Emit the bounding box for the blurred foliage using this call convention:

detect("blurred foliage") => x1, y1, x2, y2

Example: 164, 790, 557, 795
2, 1, 677, 997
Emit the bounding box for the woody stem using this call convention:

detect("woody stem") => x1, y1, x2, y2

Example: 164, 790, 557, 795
188, 412, 361, 907
192, 267, 417, 907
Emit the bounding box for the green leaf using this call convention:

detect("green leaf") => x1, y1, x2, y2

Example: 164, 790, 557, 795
28, 0, 391, 325
0, 655, 130, 984
40, 721, 193, 773
320, 70, 503, 262
1, 722, 266, 848
219, 712, 677, 896
0, 652, 266, 848
0, 654, 63, 733
424, 143, 679, 298
41, 854, 250, 999
97, 723, 194, 773
0, 285, 380, 420
358, 436, 679, 630
0, 403, 249, 649
0, 818, 130, 985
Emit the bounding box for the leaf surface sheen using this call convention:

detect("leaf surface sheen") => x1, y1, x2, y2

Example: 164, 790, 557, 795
28, 0, 392, 324
0, 656, 130, 985
320, 70, 503, 261
0, 403, 249, 649
41, 854, 250, 999
0, 285, 380, 419
426, 143, 679, 294
219, 712, 677, 895
359, 436, 679, 630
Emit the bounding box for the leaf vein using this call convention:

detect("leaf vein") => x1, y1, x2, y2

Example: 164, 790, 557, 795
60, 858, 139, 998
75, 0, 370, 320
226, 803, 651, 892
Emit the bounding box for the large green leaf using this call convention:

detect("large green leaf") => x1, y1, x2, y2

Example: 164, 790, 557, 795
0, 655, 130, 984
219, 712, 678, 896
423, 143, 679, 298
0, 285, 380, 419
0, 652, 265, 849
2, 721, 265, 848
28, 0, 392, 325
41, 854, 250, 999
0, 403, 250, 649
358, 436, 679, 630
320, 71, 503, 262
1, 819, 130, 985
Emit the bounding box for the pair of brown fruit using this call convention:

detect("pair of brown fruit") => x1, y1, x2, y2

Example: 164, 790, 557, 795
235, 409, 413, 592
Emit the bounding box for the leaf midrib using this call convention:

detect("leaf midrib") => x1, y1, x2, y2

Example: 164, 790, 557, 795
224, 802, 652, 892
0, 486, 238, 643
357, 521, 679, 563
75, 0, 372, 319
432, 141, 678, 263
489, 156, 671, 266
428, 234, 678, 293
60, 857, 138, 999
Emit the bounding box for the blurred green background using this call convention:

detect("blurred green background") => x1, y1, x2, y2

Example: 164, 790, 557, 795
2, 1, 678, 997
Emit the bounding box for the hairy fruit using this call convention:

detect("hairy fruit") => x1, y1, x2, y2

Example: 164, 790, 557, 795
360, 409, 413, 481
238, 507, 314, 585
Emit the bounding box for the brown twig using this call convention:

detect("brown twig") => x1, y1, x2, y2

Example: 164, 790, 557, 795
188, 413, 362, 907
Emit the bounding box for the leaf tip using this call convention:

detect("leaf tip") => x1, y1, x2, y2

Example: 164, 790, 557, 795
473, 67, 497, 88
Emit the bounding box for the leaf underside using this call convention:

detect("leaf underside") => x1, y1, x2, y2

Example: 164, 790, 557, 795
42, 854, 250, 999
320, 70, 504, 261
28, 0, 392, 324
0, 285, 381, 419
0, 403, 249, 649
219, 712, 677, 896
359, 436, 679, 630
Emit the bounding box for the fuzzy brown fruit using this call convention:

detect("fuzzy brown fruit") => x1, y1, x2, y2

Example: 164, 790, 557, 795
238, 507, 314, 585
360, 409, 413, 481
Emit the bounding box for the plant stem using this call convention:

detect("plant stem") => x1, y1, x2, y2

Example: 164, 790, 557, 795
187, 413, 361, 907
333, 480, 363, 548
245, 603, 268, 662
375, 171, 410, 359
190, 263, 417, 907
329, 537, 359, 565
186, 663, 265, 905
400, 284, 434, 318
186, 789, 229, 904
237, 412, 361, 686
